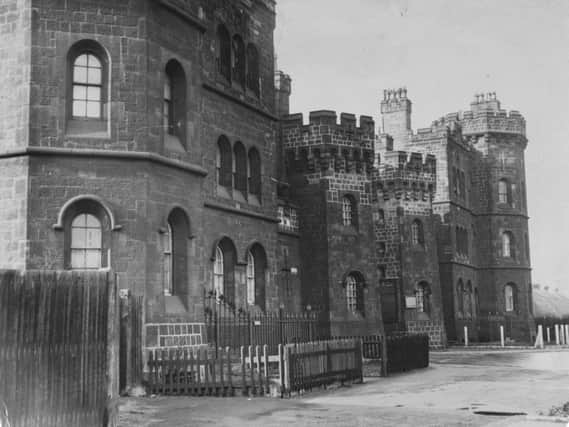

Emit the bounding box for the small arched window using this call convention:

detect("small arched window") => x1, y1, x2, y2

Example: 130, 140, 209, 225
248, 147, 261, 198
342, 195, 357, 227
411, 219, 424, 246
70, 213, 103, 270
165, 208, 190, 297
416, 282, 430, 313
233, 142, 248, 194
217, 25, 231, 81
232, 35, 246, 88
345, 272, 364, 315
498, 179, 510, 204
246, 43, 260, 96
457, 279, 464, 316
164, 60, 187, 144
502, 231, 514, 258
163, 222, 173, 295
505, 283, 516, 312
217, 136, 233, 188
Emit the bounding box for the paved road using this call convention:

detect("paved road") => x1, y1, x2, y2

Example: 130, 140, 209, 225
119, 349, 569, 426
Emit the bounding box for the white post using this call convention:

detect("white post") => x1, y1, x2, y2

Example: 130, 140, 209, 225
555, 324, 560, 345
546, 327, 551, 343
464, 326, 468, 347
561, 325, 565, 346
534, 325, 543, 349
500, 325, 505, 347
565, 325, 569, 345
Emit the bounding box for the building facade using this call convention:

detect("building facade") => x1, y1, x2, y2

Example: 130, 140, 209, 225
0, 0, 533, 351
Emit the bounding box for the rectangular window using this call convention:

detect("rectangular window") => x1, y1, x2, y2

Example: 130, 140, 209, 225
278, 206, 299, 232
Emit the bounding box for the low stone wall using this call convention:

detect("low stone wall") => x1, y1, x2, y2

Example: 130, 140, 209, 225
406, 319, 447, 349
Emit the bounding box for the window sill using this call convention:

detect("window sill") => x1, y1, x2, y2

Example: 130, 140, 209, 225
164, 134, 186, 153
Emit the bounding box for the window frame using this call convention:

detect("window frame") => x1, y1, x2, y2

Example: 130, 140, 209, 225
246, 250, 255, 305
416, 282, 430, 314
411, 219, 424, 246
342, 195, 357, 227
217, 24, 231, 82
505, 283, 516, 313
69, 213, 103, 270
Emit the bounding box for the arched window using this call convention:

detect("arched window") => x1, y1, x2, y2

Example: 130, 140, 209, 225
62, 198, 112, 270
505, 283, 516, 312
246, 251, 255, 305
248, 147, 261, 198
213, 246, 224, 299
233, 142, 248, 194
411, 219, 424, 246
498, 179, 510, 204
217, 136, 233, 188
164, 60, 187, 144
416, 282, 430, 313
165, 208, 190, 297
217, 25, 231, 81
72, 53, 103, 119
247, 244, 267, 310
232, 35, 246, 88
246, 43, 260, 96
502, 231, 514, 258
67, 40, 109, 136
342, 195, 357, 227
70, 213, 103, 269
345, 272, 364, 315
464, 281, 472, 317
213, 238, 237, 304
457, 279, 464, 316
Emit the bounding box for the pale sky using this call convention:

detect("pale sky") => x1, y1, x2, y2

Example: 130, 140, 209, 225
274, 0, 569, 291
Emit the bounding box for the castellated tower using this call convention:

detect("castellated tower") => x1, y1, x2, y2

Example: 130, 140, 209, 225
280, 111, 383, 336
372, 151, 447, 347
380, 88, 412, 149
462, 93, 533, 341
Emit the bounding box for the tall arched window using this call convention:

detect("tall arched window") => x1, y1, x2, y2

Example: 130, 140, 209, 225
164, 60, 187, 144
498, 178, 510, 204
165, 208, 190, 297
411, 219, 424, 246
233, 142, 248, 194
246, 43, 260, 96
457, 279, 464, 316
464, 281, 472, 317
213, 246, 224, 298
213, 238, 237, 305
72, 53, 103, 119
232, 35, 246, 88
416, 282, 430, 313
342, 195, 357, 227
70, 213, 103, 269
502, 231, 514, 258
248, 147, 261, 198
217, 136, 233, 188
345, 272, 364, 315
217, 24, 231, 81
505, 283, 516, 312
246, 251, 255, 305
247, 244, 267, 310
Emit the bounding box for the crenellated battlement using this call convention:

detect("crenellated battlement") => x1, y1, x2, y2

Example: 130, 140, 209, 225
380, 87, 411, 114
282, 110, 375, 142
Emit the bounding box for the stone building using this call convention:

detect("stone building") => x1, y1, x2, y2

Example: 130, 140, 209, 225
0, 0, 532, 351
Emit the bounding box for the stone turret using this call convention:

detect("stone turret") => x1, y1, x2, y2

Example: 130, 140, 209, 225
380, 87, 412, 147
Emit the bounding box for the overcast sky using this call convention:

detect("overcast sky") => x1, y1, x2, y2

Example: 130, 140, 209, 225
274, 0, 569, 291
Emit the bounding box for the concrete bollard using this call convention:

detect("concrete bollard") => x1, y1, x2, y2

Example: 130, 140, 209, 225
546, 327, 551, 343
464, 326, 468, 347
500, 325, 505, 347
555, 324, 560, 345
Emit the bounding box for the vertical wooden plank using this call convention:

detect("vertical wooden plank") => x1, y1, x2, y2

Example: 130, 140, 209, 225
226, 346, 233, 395
263, 345, 269, 395
196, 348, 202, 395
255, 345, 262, 395
240, 346, 246, 396
248, 346, 255, 395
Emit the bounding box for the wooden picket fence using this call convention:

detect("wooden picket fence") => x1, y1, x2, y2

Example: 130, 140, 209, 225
0, 270, 119, 427
281, 339, 363, 395
146, 346, 271, 397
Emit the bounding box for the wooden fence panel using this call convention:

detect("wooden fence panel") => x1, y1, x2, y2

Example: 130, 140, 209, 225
0, 270, 117, 427
120, 294, 143, 393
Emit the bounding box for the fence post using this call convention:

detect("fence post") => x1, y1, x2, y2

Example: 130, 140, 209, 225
546, 327, 551, 343
464, 326, 468, 347
534, 325, 544, 349
279, 307, 284, 346
565, 325, 569, 345
500, 325, 504, 347
555, 324, 560, 345
381, 334, 388, 377
248, 312, 253, 348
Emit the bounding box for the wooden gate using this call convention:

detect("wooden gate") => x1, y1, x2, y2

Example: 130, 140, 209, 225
0, 270, 119, 427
